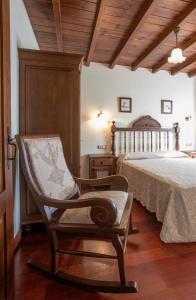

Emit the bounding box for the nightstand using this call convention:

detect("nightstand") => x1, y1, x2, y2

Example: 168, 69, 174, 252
183, 151, 196, 158
89, 154, 116, 179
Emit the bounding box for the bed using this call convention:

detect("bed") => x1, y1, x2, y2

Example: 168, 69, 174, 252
111, 115, 196, 243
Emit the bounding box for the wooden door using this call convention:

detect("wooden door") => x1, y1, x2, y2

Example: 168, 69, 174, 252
0, 1, 13, 299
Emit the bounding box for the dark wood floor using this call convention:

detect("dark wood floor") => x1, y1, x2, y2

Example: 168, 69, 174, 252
14, 201, 196, 300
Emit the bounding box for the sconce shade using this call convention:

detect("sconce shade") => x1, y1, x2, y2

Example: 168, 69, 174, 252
90, 111, 109, 129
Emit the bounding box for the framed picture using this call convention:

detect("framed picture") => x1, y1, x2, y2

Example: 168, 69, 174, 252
119, 97, 132, 112
161, 100, 173, 114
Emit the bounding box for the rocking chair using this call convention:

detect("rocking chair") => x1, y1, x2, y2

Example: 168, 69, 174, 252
16, 134, 138, 293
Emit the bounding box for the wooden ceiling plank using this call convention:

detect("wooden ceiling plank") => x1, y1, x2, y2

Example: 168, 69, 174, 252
86, 0, 107, 66
171, 53, 196, 75
131, 1, 196, 71
188, 69, 196, 77
52, 0, 64, 52
152, 33, 196, 73
24, 0, 195, 75
110, 0, 158, 68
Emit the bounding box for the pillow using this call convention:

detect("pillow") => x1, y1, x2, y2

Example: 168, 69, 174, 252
125, 152, 157, 160
123, 151, 188, 161
154, 151, 188, 158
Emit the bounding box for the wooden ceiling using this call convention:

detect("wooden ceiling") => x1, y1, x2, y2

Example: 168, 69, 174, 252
23, 0, 196, 76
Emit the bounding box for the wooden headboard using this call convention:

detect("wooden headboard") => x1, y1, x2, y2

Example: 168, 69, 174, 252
111, 115, 180, 156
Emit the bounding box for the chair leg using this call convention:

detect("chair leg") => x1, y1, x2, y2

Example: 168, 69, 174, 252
50, 231, 59, 274
129, 212, 139, 235
112, 234, 126, 287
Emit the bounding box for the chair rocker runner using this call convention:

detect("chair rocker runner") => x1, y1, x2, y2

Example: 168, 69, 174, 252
16, 134, 138, 293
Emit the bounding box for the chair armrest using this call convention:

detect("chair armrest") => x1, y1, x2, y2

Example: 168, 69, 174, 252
75, 175, 128, 192
40, 195, 117, 227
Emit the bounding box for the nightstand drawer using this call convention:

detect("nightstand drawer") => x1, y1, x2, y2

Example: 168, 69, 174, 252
92, 158, 113, 166
89, 154, 116, 179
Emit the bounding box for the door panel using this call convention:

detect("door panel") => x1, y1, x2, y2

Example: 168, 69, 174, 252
25, 68, 74, 170
0, 1, 13, 299
0, 0, 3, 194
0, 114, 3, 192
0, 215, 5, 299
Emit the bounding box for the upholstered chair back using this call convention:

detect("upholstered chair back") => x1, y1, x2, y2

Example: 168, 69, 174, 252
24, 136, 79, 201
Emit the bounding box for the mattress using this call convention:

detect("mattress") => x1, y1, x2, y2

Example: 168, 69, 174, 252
119, 155, 196, 243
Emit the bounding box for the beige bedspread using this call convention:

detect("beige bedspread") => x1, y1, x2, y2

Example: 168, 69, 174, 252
119, 157, 196, 243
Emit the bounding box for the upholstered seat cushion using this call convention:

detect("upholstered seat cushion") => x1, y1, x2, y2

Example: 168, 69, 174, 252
24, 137, 78, 200
59, 190, 128, 226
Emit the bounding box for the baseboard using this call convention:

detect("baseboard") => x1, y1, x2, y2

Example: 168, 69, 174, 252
14, 228, 22, 252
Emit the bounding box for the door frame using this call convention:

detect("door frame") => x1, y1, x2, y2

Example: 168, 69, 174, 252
0, 0, 14, 299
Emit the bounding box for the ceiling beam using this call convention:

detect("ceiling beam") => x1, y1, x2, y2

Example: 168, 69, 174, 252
110, 0, 158, 69
86, 0, 106, 66
188, 69, 196, 77
131, 1, 196, 71
152, 33, 196, 73
171, 53, 196, 75
52, 0, 63, 52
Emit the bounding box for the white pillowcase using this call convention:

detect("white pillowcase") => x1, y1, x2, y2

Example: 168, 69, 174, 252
125, 152, 157, 160
154, 151, 188, 158
124, 151, 188, 160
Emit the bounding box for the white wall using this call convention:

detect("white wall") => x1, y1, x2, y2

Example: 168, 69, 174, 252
10, 0, 39, 236
81, 63, 196, 177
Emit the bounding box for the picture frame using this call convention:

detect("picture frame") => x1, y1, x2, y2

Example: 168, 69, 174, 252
119, 97, 132, 112
161, 100, 173, 114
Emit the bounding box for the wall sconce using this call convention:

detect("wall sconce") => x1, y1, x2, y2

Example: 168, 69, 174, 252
185, 115, 192, 122
90, 111, 109, 129
97, 111, 104, 118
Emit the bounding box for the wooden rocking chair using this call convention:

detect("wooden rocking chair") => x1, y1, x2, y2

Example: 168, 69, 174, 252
16, 134, 138, 293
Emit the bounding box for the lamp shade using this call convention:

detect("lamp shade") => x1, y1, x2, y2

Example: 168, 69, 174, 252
168, 48, 186, 64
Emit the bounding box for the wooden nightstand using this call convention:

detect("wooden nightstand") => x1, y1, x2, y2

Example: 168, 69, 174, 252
89, 154, 116, 179
183, 151, 196, 158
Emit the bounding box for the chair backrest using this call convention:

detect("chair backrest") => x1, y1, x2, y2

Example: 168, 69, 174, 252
16, 134, 79, 223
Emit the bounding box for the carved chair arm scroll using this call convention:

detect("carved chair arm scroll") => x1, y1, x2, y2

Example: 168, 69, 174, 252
40, 195, 117, 227
75, 175, 128, 192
